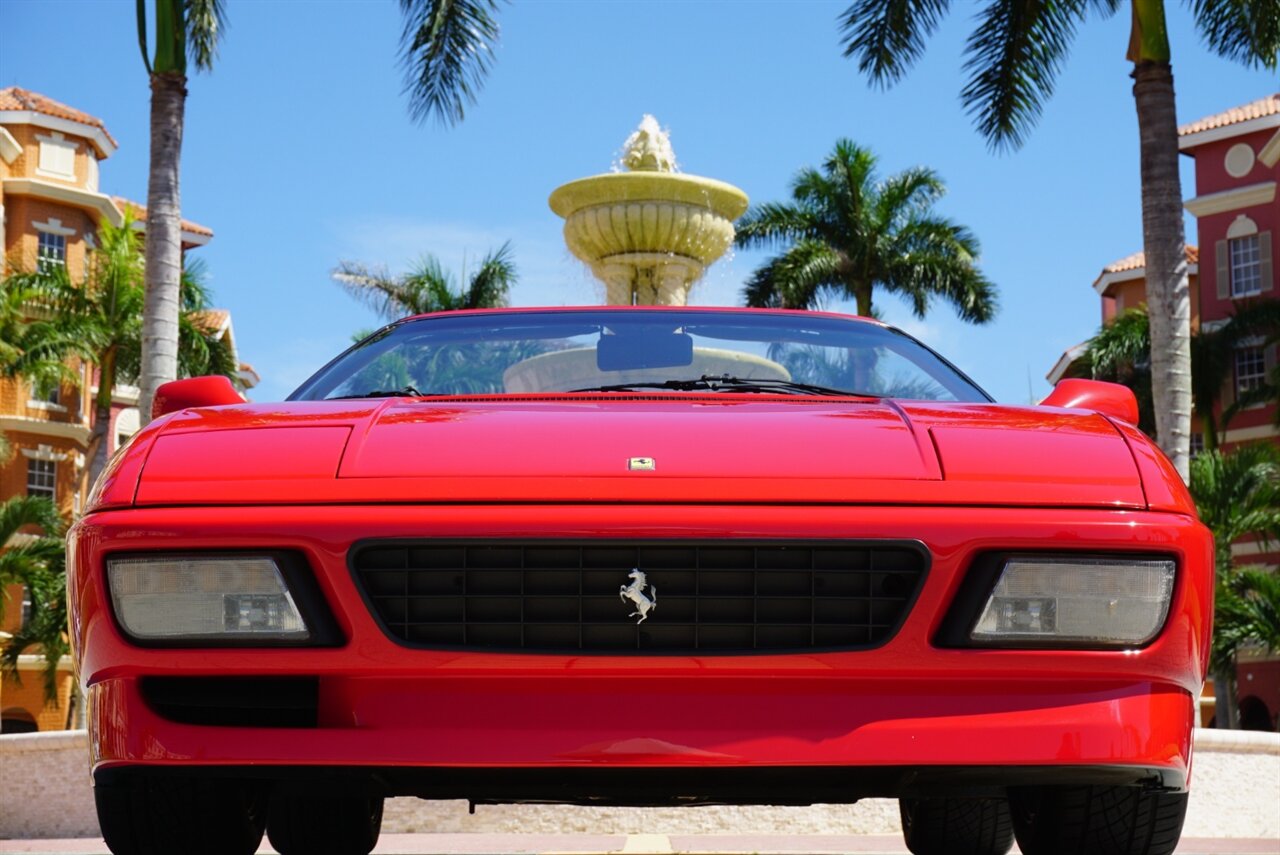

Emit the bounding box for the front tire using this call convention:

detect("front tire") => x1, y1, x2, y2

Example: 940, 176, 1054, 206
95, 776, 266, 855
1009, 785, 1188, 855
900, 796, 1014, 855
267, 789, 385, 855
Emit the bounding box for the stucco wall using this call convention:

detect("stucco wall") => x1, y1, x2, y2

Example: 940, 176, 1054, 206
1, 729, 1276, 841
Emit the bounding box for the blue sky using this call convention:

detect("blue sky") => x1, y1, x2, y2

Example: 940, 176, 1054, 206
1, 0, 1275, 403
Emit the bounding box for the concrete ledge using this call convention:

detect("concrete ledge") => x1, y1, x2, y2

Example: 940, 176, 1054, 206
1194, 727, 1280, 754
2, 729, 1277, 841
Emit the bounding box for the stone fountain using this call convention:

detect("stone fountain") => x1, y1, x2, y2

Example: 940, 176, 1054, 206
504, 118, 779, 392
549, 115, 749, 306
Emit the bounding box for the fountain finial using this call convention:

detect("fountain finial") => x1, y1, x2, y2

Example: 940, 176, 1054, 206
622, 114, 676, 173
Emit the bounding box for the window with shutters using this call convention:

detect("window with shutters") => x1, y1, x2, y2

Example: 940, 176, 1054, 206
36, 133, 77, 179
1217, 231, 1274, 301
1229, 235, 1262, 297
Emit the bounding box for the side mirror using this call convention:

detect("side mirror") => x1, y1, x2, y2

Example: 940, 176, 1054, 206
1041, 378, 1139, 426
152, 376, 245, 420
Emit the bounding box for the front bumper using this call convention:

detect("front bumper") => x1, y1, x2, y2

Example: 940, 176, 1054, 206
69, 504, 1212, 796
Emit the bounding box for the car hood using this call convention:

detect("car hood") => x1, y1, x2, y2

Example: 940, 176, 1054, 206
122, 395, 1149, 508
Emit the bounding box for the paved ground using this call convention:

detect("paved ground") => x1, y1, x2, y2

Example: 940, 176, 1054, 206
0, 834, 1276, 854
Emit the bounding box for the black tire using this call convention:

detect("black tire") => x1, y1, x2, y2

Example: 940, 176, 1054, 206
267, 790, 385, 855
95, 776, 266, 855
900, 796, 1015, 855
1009, 785, 1188, 855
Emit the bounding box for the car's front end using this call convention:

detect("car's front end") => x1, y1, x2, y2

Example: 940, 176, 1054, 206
69, 308, 1213, 855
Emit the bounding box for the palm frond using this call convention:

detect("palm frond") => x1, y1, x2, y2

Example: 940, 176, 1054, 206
1190, 443, 1280, 573
0, 495, 62, 546
881, 216, 996, 323
839, 0, 952, 85
0, 540, 68, 704
1085, 306, 1151, 376
960, 0, 1088, 150
185, 0, 227, 72
1190, 0, 1280, 70
465, 241, 516, 309
400, 255, 463, 314
399, 0, 504, 127
742, 240, 842, 309
333, 260, 425, 320
180, 256, 215, 312
735, 202, 819, 249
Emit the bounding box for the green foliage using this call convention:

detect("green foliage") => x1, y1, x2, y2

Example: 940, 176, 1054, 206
1190, 443, 1280, 575
1190, 0, 1280, 70
838, 0, 1279, 148
1081, 300, 1280, 446
137, 0, 227, 76
1, 214, 238, 393
0, 495, 67, 705
737, 139, 996, 324
399, 0, 504, 126
333, 242, 517, 321
1212, 568, 1280, 675
1189, 443, 1280, 718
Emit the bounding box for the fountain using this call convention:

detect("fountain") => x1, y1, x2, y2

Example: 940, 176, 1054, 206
548, 115, 749, 306
504, 117, 782, 392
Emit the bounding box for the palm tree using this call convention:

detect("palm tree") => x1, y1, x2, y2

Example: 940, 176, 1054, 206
399, 0, 504, 126
1189, 443, 1280, 728
332, 242, 517, 320
736, 140, 996, 324
0, 495, 66, 706
135, 0, 227, 426
1083, 299, 1279, 448
3, 212, 237, 486
839, 0, 1280, 482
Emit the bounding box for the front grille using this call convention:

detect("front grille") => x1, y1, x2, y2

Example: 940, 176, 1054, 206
351, 541, 927, 654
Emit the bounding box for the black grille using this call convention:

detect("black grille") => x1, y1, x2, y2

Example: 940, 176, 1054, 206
351, 542, 927, 653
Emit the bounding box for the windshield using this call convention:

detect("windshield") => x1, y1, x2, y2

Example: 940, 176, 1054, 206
288, 310, 990, 403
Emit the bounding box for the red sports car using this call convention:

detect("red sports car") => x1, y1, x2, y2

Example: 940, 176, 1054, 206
68, 307, 1212, 855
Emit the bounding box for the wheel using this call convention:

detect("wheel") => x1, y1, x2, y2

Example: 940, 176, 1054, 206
267, 789, 384, 855
1009, 785, 1188, 855
900, 796, 1014, 855
94, 775, 266, 855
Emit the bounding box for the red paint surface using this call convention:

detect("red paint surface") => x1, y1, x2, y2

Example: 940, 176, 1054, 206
71, 503, 1211, 776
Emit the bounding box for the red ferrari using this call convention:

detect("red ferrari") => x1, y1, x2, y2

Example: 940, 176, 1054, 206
68, 307, 1212, 855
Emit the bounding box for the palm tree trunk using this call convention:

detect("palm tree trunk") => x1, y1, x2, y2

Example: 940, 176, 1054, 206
1131, 61, 1192, 481
87, 349, 117, 488
853, 283, 872, 318
1212, 664, 1239, 729
139, 71, 187, 426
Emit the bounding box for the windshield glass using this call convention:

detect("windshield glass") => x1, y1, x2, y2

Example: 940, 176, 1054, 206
288, 310, 989, 402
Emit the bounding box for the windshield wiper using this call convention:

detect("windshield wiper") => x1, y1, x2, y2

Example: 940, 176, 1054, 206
331, 386, 423, 399
570, 375, 865, 397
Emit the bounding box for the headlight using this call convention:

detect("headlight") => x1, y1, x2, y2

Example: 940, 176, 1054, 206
107, 555, 311, 642
968, 556, 1175, 647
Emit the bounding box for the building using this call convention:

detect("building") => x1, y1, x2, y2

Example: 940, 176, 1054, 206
0, 87, 251, 733
1048, 93, 1279, 730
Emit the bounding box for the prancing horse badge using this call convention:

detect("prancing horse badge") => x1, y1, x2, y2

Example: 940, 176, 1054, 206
619, 569, 657, 624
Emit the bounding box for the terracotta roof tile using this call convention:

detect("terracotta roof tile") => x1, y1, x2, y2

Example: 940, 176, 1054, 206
1179, 94, 1279, 137
0, 86, 118, 149
189, 309, 230, 334
113, 197, 214, 238
1100, 245, 1199, 275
